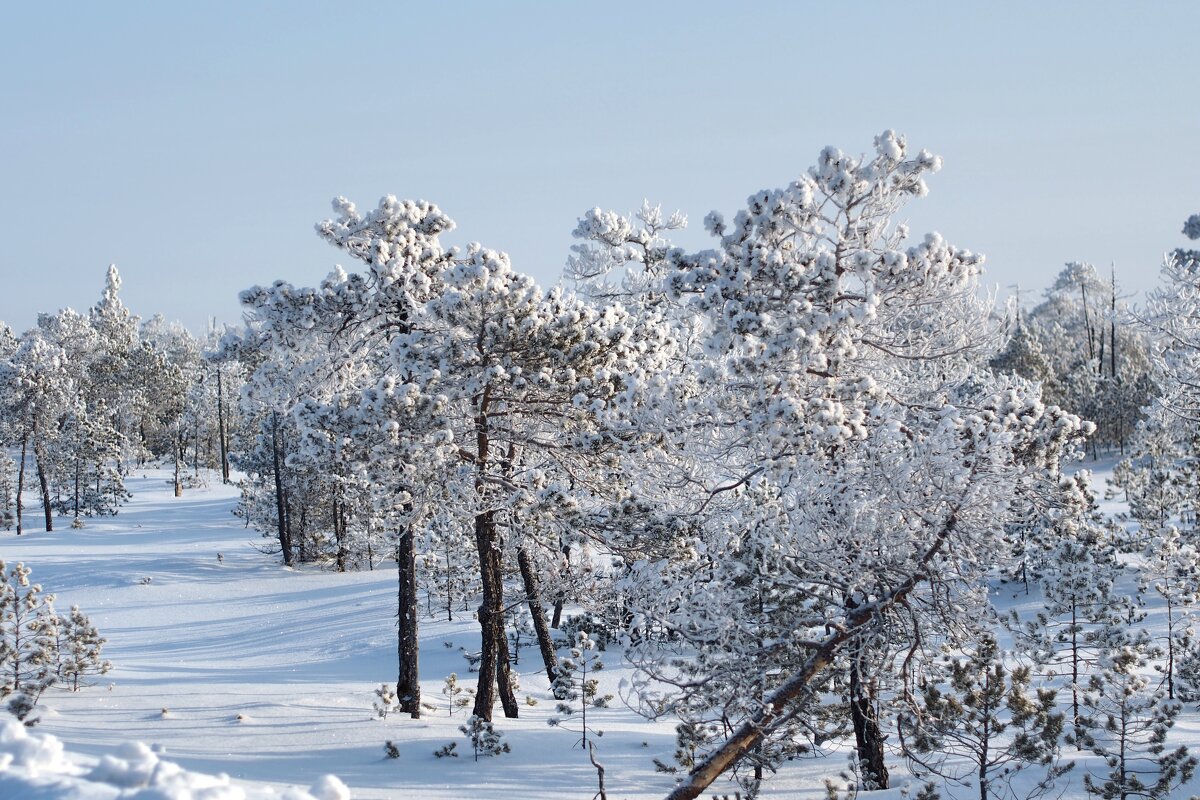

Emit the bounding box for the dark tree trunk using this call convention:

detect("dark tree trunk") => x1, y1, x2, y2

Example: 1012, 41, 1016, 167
473, 508, 506, 721
271, 412, 293, 566
332, 498, 346, 573
16, 431, 27, 535
396, 527, 421, 717
495, 619, 520, 719
173, 437, 183, 497
73, 453, 81, 519
551, 596, 564, 629
517, 546, 559, 687
848, 656, 888, 789
216, 369, 230, 484
35, 443, 53, 532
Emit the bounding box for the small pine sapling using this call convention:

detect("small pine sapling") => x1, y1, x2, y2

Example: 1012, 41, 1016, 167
1078, 636, 1197, 799
549, 631, 613, 748
0, 561, 60, 721
443, 672, 472, 716
899, 634, 1072, 800
460, 714, 509, 761
373, 683, 397, 719
384, 740, 399, 759
55, 605, 111, 691
674, 720, 716, 772
433, 741, 459, 758
1139, 526, 1200, 700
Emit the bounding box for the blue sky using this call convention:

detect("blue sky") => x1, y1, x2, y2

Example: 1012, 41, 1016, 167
1, 1, 1196, 334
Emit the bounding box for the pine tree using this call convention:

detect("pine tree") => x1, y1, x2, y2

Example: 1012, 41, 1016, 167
549, 631, 612, 748
54, 605, 110, 692
0, 561, 59, 719
1078, 637, 1196, 799
460, 714, 510, 761
900, 633, 1071, 800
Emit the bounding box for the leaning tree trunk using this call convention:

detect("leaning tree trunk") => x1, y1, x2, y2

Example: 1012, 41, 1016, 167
34, 442, 52, 532
517, 546, 559, 687
664, 512, 962, 800
396, 526, 421, 717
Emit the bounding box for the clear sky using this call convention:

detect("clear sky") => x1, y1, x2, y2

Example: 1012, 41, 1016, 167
1, 1, 1196, 334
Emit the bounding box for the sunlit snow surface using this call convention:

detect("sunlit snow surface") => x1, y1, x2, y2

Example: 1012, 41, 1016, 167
2, 464, 1199, 799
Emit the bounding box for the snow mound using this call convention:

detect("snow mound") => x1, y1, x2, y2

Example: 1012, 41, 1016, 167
0, 719, 349, 799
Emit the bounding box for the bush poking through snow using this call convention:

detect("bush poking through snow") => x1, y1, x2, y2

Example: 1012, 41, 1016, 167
433, 741, 459, 759
460, 714, 509, 761
373, 682, 396, 719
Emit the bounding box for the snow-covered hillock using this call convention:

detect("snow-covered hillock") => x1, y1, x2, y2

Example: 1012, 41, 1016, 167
0, 718, 349, 800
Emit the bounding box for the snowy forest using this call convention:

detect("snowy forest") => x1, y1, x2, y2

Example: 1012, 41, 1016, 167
4, 132, 1200, 800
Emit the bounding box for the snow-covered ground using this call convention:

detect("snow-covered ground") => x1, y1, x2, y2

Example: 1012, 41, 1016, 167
2, 464, 1198, 799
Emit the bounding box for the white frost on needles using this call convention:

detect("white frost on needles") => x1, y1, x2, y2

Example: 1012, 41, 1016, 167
0, 719, 350, 800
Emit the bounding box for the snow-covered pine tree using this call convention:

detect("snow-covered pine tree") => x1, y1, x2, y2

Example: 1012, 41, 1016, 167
1137, 526, 1200, 702
54, 605, 110, 692
899, 633, 1071, 800
1077, 635, 1196, 799
460, 714, 510, 761
604, 132, 1093, 800
1019, 518, 1131, 749
0, 561, 59, 719
549, 631, 612, 748
2, 329, 75, 533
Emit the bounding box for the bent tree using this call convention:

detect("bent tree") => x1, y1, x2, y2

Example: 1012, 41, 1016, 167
595, 133, 1092, 799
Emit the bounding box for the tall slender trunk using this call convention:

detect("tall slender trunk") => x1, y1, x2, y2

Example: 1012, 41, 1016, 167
1167, 597, 1176, 700
271, 412, 293, 566
333, 498, 346, 572
473, 508, 509, 720
216, 369, 230, 484
1110, 265, 1118, 379
16, 431, 27, 535
1080, 283, 1095, 363
73, 452, 81, 519
517, 546, 559, 687
173, 437, 183, 497
35, 442, 52, 532
396, 527, 420, 717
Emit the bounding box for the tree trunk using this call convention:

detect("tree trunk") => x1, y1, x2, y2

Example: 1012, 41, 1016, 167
664, 512, 962, 800
848, 645, 888, 788
216, 369, 230, 483
332, 498, 346, 573
271, 412, 293, 566
396, 528, 421, 718
35, 442, 52, 532
16, 431, 27, 535
517, 546, 560, 687
473, 508, 507, 721
495, 619, 520, 719
173, 437, 183, 497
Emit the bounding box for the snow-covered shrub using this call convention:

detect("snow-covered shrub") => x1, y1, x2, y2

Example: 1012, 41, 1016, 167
460, 714, 509, 761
